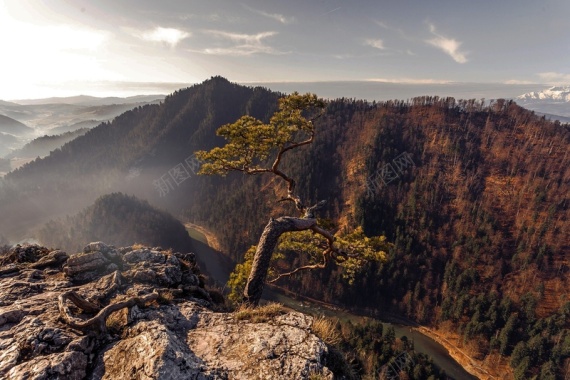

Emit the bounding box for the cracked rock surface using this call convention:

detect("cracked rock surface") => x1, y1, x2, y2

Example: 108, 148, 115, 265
0, 242, 333, 379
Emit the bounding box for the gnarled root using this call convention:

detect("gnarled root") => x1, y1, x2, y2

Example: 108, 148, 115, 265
58, 290, 158, 332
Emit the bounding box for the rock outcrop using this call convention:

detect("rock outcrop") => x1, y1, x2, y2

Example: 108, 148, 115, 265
0, 242, 334, 379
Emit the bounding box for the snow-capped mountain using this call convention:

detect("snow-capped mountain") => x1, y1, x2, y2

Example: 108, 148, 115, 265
517, 86, 570, 102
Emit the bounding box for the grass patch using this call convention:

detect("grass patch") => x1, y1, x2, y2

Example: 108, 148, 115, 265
308, 371, 329, 380
311, 316, 341, 346
234, 302, 287, 323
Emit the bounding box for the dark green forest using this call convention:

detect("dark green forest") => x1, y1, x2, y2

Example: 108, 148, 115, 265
0, 78, 568, 378
38, 192, 195, 254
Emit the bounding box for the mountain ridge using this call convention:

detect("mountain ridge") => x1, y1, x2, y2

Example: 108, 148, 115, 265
518, 85, 570, 102
11, 94, 166, 106
0, 77, 568, 378
0, 114, 32, 136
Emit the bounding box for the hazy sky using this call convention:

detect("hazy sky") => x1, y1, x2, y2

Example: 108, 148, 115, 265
1, 0, 569, 99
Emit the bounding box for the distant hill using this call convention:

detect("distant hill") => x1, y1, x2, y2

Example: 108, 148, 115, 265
4, 129, 88, 159
1, 77, 569, 378
0, 157, 9, 173
37, 192, 195, 253
0, 114, 32, 136
0, 100, 19, 106
14, 94, 165, 107
0, 132, 19, 157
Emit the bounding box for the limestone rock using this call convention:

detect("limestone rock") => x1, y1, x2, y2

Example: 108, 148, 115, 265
64, 251, 111, 282
0, 243, 334, 380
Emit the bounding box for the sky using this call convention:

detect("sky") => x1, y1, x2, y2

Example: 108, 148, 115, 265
1, 0, 569, 100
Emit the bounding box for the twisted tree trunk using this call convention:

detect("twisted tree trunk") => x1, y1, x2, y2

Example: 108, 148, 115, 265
243, 216, 317, 306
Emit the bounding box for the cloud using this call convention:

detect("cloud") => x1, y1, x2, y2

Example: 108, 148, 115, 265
320, 7, 341, 16
504, 79, 537, 85
364, 39, 385, 50
242, 5, 294, 24
367, 78, 453, 84
538, 72, 570, 84
426, 24, 468, 64
197, 30, 282, 56
141, 27, 190, 47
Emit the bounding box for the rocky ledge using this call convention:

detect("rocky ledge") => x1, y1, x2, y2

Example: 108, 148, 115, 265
0, 243, 333, 379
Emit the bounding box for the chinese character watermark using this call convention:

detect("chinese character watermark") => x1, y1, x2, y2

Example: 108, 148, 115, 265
365, 152, 415, 197
125, 167, 142, 180
380, 351, 415, 380
153, 154, 202, 197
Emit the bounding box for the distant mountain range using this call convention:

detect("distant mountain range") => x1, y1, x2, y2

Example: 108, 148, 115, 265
0, 97, 165, 132
516, 86, 570, 118
517, 86, 570, 102
12, 94, 165, 107
0, 94, 167, 163
0, 114, 32, 136
4, 129, 89, 160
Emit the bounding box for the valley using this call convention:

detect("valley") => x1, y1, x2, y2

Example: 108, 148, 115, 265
0, 77, 568, 379
185, 223, 479, 379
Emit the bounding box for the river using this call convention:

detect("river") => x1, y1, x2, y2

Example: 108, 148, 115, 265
185, 224, 478, 380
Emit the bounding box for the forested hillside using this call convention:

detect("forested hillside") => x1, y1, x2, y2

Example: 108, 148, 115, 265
187, 94, 570, 379
0, 78, 568, 378
4, 128, 88, 159
38, 192, 195, 254
0, 77, 279, 238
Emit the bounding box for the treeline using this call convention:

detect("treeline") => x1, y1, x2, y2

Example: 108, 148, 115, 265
333, 319, 447, 379
0, 78, 568, 377
38, 192, 194, 253
188, 95, 569, 378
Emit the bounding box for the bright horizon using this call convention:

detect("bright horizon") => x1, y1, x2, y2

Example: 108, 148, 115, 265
1, 0, 569, 99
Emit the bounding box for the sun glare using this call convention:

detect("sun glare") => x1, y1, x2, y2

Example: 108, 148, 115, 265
0, 6, 116, 99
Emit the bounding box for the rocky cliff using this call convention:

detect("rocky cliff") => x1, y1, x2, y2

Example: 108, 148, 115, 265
0, 243, 333, 379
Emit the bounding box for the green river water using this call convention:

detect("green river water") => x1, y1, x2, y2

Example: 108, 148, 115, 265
187, 227, 478, 380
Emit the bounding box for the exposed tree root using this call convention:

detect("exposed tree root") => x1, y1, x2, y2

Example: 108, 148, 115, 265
58, 290, 158, 332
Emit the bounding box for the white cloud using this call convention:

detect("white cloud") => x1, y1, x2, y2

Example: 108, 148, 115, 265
365, 39, 385, 50
197, 30, 282, 56
366, 78, 452, 84
141, 27, 190, 47
504, 79, 537, 85
242, 5, 294, 24
426, 24, 468, 64
538, 72, 570, 84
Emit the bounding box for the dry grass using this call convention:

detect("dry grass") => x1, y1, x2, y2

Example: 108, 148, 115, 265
234, 302, 287, 323
308, 371, 329, 380
311, 315, 341, 346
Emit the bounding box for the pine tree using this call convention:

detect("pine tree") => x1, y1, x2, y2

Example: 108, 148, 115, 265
196, 93, 389, 305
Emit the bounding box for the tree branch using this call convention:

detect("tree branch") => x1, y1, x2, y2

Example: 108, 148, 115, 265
267, 258, 328, 283
270, 131, 315, 212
